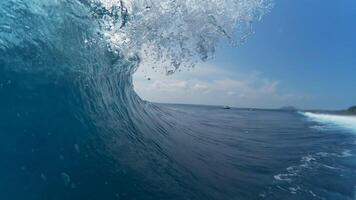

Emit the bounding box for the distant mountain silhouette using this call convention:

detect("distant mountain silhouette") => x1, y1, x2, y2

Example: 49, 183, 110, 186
348, 106, 356, 114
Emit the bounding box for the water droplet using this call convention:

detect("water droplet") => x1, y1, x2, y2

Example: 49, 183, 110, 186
40, 173, 47, 182
61, 172, 71, 186
74, 144, 80, 153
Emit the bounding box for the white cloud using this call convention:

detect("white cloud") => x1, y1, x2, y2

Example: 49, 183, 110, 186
133, 63, 310, 108
152, 80, 188, 92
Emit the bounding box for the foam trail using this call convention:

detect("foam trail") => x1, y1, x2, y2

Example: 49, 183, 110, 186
301, 112, 356, 133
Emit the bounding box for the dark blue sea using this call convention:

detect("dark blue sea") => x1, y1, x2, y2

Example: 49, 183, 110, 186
1, 101, 356, 199
1, 0, 356, 199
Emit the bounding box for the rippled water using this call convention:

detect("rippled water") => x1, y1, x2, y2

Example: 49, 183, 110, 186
1, 0, 355, 199
1, 102, 356, 199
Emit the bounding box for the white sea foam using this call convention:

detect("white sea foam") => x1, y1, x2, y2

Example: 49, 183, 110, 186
301, 112, 356, 134
288, 186, 301, 194
271, 151, 343, 199
273, 151, 344, 185
301, 155, 316, 163
274, 174, 292, 182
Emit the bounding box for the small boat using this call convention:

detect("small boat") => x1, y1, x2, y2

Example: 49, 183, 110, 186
223, 106, 231, 109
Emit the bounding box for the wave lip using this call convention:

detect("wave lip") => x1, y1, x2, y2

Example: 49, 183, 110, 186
300, 112, 356, 133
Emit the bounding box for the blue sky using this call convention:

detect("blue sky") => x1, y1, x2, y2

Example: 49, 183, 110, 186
134, 0, 356, 110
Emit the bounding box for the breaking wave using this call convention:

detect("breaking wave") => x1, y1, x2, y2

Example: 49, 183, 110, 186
300, 112, 356, 134
0, 0, 271, 199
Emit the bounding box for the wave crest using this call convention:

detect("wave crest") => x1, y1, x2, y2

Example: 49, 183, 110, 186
89, 0, 271, 74
300, 112, 356, 133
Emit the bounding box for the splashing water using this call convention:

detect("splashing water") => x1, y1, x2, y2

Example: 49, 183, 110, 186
0, 0, 274, 199
301, 112, 356, 134
0, 0, 272, 130
89, 0, 271, 73
2, 1, 356, 200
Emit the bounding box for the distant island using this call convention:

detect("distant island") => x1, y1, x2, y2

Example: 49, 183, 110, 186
348, 106, 356, 114
280, 106, 297, 111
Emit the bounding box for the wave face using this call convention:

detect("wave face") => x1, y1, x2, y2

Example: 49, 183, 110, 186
0, 0, 271, 199
301, 112, 356, 133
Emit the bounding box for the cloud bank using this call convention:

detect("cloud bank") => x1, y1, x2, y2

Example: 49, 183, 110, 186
133, 63, 309, 108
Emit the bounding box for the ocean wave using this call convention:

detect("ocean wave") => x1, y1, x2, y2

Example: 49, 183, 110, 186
300, 112, 356, 133
90, 0, 271, 73
0, 0, 271, 126
0, 0, 271, 116
0, 0, 271, 199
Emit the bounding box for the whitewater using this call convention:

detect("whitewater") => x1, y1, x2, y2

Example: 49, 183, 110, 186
301, 112, 356, 133
1, 0, 356, 200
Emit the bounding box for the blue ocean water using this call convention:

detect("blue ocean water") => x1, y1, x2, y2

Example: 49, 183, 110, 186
1, 101, 356, 200
1, 0, 356, 199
